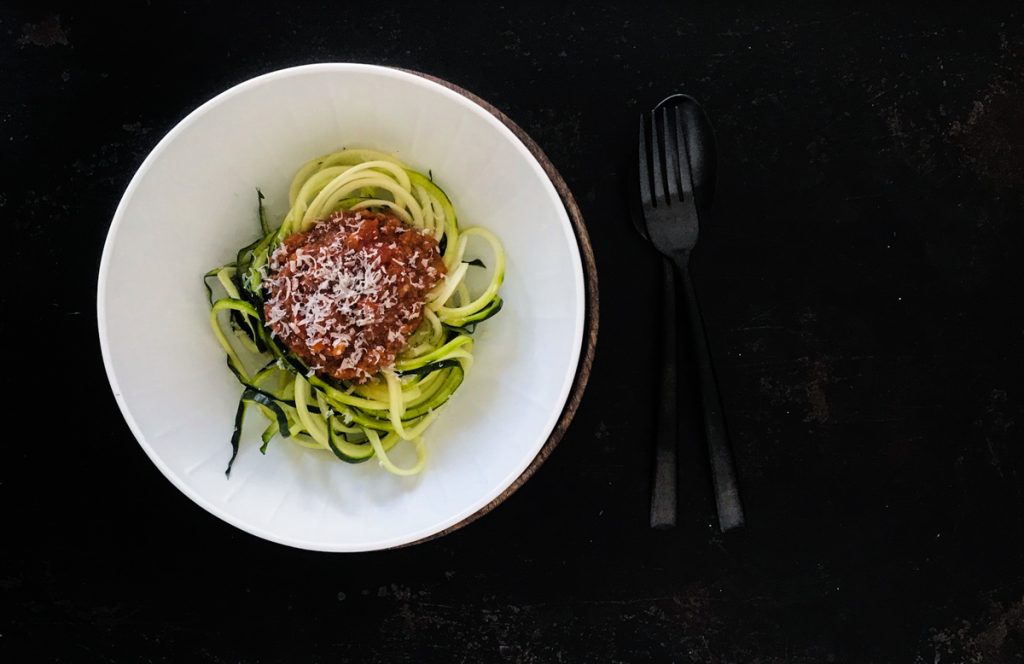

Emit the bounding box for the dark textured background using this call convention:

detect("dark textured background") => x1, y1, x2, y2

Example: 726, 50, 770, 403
3, 2, 1024, 662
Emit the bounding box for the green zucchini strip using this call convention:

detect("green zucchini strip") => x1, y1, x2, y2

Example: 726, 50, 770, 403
206, 149, 505, 476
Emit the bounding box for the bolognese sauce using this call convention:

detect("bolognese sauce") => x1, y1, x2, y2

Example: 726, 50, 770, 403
263, 210, 446, 383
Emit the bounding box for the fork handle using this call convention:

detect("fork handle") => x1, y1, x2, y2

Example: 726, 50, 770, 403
678, 264, 746, 532
650, 257, 678, 528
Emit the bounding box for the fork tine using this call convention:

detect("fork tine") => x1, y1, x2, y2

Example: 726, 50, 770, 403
661, 106, 681, 205
639, 114, 653, 208
651, 111, 666, 207
671, 104, 694, 200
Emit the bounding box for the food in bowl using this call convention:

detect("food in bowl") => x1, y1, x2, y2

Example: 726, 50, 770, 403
206, 149, 505, 476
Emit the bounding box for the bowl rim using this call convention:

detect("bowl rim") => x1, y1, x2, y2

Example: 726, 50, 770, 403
96, 63, 599, 551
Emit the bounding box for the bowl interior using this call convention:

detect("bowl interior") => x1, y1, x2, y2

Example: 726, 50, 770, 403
98, 64, 585, 551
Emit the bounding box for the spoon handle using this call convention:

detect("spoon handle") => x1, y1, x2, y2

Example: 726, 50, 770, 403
678, 265, 745, 532
650, 256, 678, 528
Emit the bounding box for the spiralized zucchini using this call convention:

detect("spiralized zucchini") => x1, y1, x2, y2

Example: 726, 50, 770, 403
205, 149, 505, 476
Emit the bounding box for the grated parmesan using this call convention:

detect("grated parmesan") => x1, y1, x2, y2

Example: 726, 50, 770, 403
263, 210, 446, 383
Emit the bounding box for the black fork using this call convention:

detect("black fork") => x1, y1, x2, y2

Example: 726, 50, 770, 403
636, 95, 745, 532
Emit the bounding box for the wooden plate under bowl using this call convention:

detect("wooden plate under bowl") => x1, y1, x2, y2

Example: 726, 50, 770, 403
406, 70, 600, 545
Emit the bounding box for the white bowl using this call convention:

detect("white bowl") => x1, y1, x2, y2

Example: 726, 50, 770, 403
97, 64, 586, 551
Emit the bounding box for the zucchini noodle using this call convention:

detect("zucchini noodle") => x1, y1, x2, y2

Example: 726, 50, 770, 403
205, 149, 505, 476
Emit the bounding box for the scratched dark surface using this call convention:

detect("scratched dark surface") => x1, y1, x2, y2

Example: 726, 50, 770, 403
3, 2, 1024, 662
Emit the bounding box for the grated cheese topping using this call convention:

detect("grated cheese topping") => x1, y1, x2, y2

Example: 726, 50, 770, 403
263, 210, 445, 383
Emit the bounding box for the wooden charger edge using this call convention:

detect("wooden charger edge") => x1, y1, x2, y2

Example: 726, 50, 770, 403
399, 69, 600, 546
